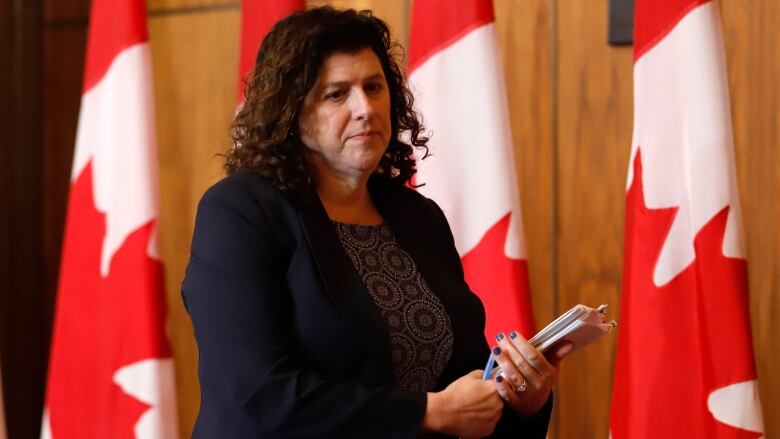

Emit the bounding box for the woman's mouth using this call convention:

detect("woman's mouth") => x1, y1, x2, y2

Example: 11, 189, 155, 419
350, 131, 378, 140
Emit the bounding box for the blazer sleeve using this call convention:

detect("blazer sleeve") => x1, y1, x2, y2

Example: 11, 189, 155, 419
181, 179, 426, 439
491, 394, 552, 438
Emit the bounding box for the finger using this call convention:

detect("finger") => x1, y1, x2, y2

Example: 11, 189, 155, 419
495, 333, 539, 380
501, 370, 528, 396
508, 330, 553, 376
500, 332, 545, 386
494, 374, 521, 405
546, 341, 574, 366
491, 346, 534, 391
496, 335, 545, 392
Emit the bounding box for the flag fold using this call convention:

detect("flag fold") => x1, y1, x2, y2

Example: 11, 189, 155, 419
42, 0, 177, 436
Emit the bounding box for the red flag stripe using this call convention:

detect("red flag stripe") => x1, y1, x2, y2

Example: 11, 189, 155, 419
407, 0, 494, 74
82, 0, 148, 93
461, 214, 535, 338
611, 153, 761, 438
237, 0, 305, 102
634, 0, 709, 61
47, 164, 172, 438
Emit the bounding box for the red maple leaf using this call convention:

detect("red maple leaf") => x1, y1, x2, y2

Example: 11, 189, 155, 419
461, 212, 535, 340
46, 162, 172, 438
611, 151, 759, 438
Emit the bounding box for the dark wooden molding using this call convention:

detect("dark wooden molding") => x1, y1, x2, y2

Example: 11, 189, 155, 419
1, 0, 45, 437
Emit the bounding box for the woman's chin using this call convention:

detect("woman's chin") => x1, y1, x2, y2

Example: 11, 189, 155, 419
352, 160, 384, 176
347, 150, 385, 171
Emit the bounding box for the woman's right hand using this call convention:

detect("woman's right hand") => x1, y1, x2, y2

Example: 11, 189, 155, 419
422, 370, 503, 438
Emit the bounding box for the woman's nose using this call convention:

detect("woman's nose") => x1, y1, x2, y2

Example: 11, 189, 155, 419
350, 90, 374, 120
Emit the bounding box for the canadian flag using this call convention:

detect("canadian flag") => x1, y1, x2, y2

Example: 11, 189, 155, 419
408, 0, 535, 340
41, 0, 178, 437
236, 0, 305, 104
610, 1, 764, 437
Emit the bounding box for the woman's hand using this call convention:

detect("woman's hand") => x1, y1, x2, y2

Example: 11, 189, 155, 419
422, 370, 503, 438
492, 332, 573, 417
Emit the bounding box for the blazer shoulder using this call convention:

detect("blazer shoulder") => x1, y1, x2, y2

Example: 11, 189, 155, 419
398, 185, 450, 227
376, 180, 444, 216
201, 170, 287, 208
195, 170, 302, 246
199, 171, 301, 221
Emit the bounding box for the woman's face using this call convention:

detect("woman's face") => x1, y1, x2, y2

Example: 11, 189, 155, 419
298, 47, 392, 184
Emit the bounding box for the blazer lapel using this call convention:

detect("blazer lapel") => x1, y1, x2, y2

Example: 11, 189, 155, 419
372, 184, 463, 319
290, 189, 392, 375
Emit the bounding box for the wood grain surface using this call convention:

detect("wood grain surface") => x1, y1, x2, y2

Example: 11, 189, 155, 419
148, 7, 241, 436
720, 1, 780, 437
554, 0, 633, 436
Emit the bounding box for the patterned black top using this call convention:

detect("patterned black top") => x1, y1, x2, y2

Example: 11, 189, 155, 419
333, 221, 454, 392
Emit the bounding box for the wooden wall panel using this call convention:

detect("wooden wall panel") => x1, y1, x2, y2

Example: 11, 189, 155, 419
494, 0, 554, 358
42, 0, 88, 23
148, 0, 237, 13
309, 0, 410, 48
494, 0, 559, 434
720, 1, 780, 437
148, 7, 240, 437
554, 0, 633, 437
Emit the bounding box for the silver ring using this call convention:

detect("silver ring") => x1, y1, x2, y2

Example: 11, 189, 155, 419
515, 379, 527, 392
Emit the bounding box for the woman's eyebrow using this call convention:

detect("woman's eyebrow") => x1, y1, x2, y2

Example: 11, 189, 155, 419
322, 73, 386, 88
363, 73, 385, 82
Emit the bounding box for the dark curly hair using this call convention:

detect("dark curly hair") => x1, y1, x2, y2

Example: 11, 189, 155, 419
224, 6, 429, 192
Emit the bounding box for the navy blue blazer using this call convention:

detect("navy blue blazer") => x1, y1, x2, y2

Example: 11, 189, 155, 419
181, 170, 551, 438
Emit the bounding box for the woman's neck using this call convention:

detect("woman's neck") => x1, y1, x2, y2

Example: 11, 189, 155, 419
313, 168, 383, 226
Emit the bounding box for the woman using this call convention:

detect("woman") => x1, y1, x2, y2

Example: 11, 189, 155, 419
182, 6, 569, 438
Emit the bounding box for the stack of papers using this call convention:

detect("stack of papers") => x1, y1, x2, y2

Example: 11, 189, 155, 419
529, 304, 617, 354
483, 304, 617, 380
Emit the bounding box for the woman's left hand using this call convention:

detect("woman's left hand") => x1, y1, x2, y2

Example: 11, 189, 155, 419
491, 331, 573, 417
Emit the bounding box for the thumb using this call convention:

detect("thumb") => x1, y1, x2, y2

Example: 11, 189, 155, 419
548, 341, 574, 366
468, 369, 484, 378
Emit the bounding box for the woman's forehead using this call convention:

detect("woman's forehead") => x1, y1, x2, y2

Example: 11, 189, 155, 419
318, 48, 385, 80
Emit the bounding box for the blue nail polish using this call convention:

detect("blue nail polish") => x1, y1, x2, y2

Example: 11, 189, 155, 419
495, 375, 504, 383
492, 346, 501, 356
496, 332, 504, 342
509, 331, 518, 339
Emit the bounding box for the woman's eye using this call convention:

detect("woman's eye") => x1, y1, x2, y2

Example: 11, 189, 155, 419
325, 90, 344, 101
366, 83, 384, 93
